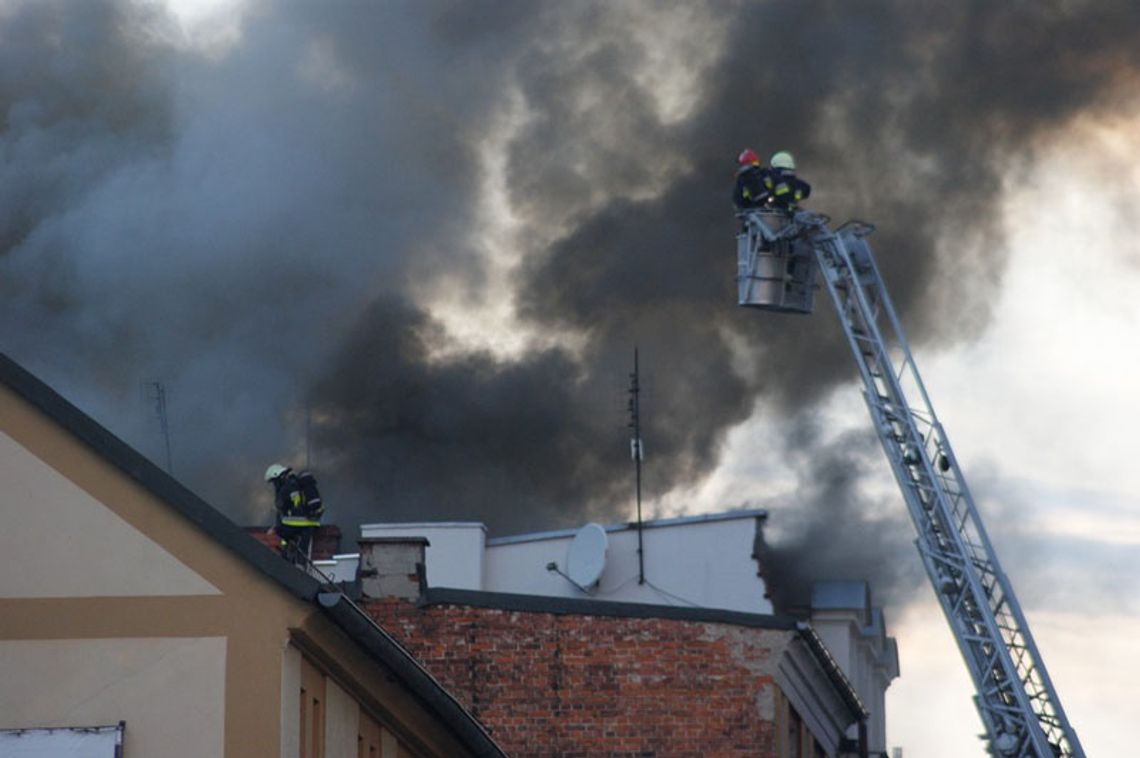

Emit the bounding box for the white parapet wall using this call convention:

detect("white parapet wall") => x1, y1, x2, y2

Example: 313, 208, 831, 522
484, 510, 773, 614
360, 510, 773, 615
311, 553, 360, 584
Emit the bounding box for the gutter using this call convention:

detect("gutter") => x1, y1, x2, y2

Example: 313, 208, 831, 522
796, 621, 869, 758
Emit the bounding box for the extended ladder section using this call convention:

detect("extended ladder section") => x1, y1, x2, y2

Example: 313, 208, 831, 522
737, 210, 1084, 758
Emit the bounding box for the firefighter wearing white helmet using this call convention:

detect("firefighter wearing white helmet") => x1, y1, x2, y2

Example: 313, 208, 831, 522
763, 150, 811, 212
265, 462, 324, 564
265, 463, 289, 482
769, 151, 796, 170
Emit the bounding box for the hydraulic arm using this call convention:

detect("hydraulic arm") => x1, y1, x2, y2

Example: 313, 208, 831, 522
737, 209, 1084, 758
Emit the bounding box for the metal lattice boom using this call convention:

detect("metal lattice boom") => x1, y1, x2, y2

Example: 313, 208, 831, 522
738, 209, 1084, 757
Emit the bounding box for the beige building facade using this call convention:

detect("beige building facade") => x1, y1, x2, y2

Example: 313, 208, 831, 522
0, 353, 502, 758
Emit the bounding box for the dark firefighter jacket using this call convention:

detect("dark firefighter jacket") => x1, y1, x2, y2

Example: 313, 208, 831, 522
273, 474, 321, 528
764, 168, 811, 209
733, 165, 768, 210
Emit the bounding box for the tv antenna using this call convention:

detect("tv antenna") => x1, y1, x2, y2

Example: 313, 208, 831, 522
147, 381, 174, 475
305, 401, 312, 469
628, 348, 645, 584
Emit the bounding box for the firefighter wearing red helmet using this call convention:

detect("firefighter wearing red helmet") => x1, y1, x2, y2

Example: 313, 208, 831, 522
733, 148, 812, 214
732, 148, 767, 210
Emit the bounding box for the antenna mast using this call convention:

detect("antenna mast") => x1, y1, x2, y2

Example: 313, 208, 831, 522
149, 381, 173, 475
628, 348, 645, 584
305, 402, 312, 469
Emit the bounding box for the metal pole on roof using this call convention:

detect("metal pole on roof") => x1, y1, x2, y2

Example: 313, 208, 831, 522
628, 348, 645, 585
151, 381, 173, 475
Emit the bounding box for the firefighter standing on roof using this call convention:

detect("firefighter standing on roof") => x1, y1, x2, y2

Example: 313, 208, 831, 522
265, 463, 323, 563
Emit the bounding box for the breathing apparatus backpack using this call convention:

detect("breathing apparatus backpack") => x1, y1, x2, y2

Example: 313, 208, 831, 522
293, 470, 324, 520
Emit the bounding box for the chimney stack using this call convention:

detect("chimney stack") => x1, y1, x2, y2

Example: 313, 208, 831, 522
357, 537, 429, 600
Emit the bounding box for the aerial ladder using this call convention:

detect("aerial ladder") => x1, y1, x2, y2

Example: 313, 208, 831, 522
736, 208, 1085, 757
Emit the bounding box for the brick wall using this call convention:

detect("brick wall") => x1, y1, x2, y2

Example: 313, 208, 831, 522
309, 524, 341, 560
366, 599, 789, 757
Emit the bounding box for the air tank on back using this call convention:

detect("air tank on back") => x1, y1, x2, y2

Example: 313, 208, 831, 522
736, 210, 818, 314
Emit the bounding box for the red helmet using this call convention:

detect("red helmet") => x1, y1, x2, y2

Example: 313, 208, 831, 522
737, 148, 760, 167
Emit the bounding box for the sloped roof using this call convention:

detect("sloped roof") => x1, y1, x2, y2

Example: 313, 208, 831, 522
0, 352, 504, 757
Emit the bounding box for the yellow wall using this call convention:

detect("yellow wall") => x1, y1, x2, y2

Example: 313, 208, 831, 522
324, 678, 359, 758
0, 637, 225, 757
1, 378, 484, 758
0, 431, 220, 599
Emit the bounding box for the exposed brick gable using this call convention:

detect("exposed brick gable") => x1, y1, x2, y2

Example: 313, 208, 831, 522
366, 598, 788, 757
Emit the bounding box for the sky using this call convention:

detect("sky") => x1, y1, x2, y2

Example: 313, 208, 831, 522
1, 1, 1137, 755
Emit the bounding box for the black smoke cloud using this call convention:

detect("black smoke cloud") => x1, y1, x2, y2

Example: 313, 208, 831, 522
753, 423, 927, 613
3, 2, 1140, 598
308, 296, 750, 535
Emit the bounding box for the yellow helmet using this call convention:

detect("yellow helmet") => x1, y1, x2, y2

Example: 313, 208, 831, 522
770, 151, 796, 170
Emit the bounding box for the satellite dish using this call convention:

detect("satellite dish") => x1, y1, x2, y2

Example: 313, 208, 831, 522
566, 523, 608, 588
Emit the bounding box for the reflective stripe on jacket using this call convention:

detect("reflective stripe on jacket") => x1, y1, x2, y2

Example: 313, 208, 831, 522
281, 517, 321, 527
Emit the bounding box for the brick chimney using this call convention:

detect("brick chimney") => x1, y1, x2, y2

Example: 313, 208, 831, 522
357, 537, 429, 600
310, 524, 342, 561
244, 524, 342, 561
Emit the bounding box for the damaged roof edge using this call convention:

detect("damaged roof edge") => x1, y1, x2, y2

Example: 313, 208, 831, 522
0, 352, 504, 755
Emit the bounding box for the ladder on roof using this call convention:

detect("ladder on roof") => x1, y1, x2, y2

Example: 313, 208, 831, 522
739, 210, 1085, 758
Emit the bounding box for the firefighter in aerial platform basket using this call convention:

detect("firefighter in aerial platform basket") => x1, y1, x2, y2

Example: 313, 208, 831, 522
732, 148, 769, 211
763, 150, 811, 214
265, 463, 324, 565
733, 148, 817, 311
734, 147, 812, 258
733, 148, 812, 214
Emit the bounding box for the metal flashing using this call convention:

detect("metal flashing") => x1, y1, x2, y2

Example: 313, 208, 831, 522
811, 580, 871, 612
795, 621, 868, 721
359, 536, 431, 545
361, 521, 487, 532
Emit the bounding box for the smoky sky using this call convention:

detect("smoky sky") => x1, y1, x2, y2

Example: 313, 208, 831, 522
753, 423, 927, 613
4, 1, 1140, 601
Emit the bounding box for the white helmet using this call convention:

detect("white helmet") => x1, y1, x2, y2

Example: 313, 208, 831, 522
769, 150, 796, 170
265, 463, 289, 482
